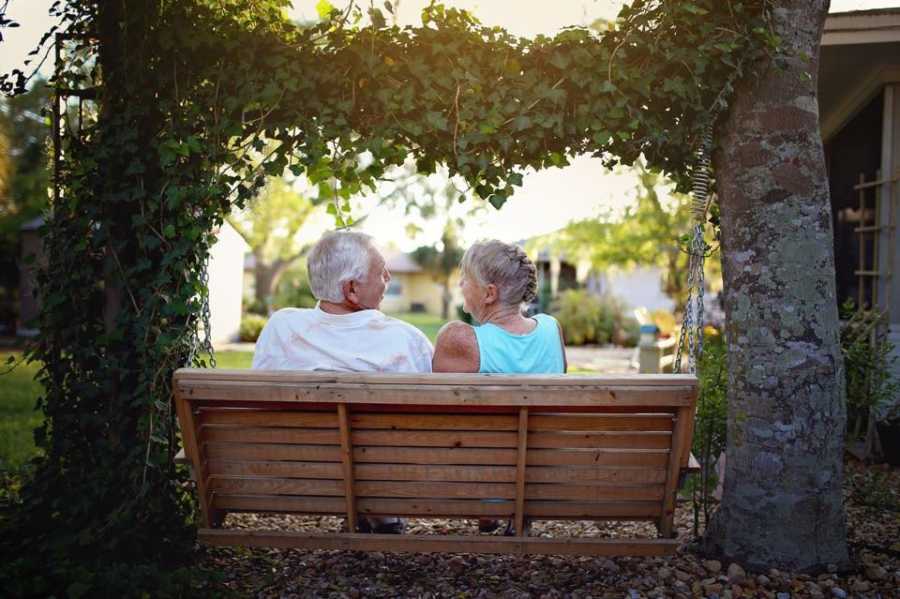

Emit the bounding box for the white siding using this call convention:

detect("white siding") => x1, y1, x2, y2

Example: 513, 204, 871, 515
207, 222, 250, 343
603, 267, 675, 313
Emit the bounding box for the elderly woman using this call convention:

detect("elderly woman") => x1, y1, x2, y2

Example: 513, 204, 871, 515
433, 239, 567, 374
433, 240, 566, 534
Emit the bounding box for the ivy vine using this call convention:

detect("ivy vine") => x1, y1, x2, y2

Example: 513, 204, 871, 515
0, 0, 774, 594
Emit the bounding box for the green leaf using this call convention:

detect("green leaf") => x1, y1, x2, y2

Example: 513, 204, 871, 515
425, 111, 448, 131
316, 0, 335, 19
683, 3, 709, 15
549, 52, 571, 70
67, 582, 91, 599
513, 115, 531, 131
163, 224, 176, 238
368, 7, 387, 28
488, 194, 506, 210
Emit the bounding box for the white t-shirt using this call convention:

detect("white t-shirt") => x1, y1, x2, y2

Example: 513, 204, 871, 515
251, 306, 433, 373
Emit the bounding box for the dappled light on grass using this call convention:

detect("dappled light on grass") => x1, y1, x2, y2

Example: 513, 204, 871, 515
0, 352, 43, 471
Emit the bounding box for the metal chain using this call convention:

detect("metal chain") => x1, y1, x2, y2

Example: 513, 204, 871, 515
186, 256, 216, 368
674, 124, 713, 375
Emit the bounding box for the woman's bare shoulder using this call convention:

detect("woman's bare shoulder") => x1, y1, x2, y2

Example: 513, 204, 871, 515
433, 321, 479, 372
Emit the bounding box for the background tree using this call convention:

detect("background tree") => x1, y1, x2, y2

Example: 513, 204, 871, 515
0, 80, 50, 331
704, 0, 849, 571
411, 223, 463, 319
379, 160, 484, 319
2, 1, 831, 593
539, 161, 719, 312
227, 177, 318, 313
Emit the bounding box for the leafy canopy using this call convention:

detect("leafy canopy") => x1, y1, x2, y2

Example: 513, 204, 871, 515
0, 0, 774, 595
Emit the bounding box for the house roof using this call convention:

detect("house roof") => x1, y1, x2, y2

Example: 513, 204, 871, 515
819, 7, 900, 141
823, 7, 900, 46
383, 249, 422, 273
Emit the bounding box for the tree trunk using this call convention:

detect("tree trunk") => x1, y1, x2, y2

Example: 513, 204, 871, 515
441, 280, 452, 320
704, 0, 849, 571
254, 258, 278, 311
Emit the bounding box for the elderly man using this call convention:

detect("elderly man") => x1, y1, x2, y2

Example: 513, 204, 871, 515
252, 230, 433, 533
253, 230, 433, 372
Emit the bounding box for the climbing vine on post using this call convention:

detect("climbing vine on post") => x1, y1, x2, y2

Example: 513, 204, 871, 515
0, 0, 774, 594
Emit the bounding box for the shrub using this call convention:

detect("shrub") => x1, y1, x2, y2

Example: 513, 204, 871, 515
839, 299, 900, 439
239, 314, 268, 342
272, 262, 317, 311
613, 316, 641, 348
552, 290, 631, 346
244, 298, 268, 316
687, 332, 728, 536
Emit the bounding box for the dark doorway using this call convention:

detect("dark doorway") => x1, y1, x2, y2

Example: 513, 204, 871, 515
825, 92, 883, 309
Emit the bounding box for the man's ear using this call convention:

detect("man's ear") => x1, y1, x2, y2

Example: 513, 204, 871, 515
341, 279, 360, 306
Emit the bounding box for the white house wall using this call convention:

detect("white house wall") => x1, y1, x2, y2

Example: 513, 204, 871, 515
207, 222, 250, 343
603, 267, 675, 313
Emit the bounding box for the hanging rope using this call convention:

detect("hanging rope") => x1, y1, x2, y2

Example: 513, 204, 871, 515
674, 124, 714, 375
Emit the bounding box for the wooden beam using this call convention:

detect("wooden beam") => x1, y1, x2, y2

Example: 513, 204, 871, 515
515, 407, 528, 536
659, 405, 693, 538
175, 369, 698, 388
174, 395, 217, 528
198, 529, 679, 556
337, 404, 357, 532
175, 382, 696, 407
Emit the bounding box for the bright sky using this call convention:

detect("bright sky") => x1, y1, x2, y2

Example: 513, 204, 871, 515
3, 0, 898, 250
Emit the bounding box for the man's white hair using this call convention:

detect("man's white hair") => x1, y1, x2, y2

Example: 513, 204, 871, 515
307, 231, 376, 303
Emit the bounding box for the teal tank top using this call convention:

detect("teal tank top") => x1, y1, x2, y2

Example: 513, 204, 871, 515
473, 313, 565, 374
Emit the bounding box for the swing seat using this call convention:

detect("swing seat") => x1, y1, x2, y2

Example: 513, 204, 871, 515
174, 369, 698, 556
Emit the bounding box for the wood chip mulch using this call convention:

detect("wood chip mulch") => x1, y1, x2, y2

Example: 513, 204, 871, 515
195, 459, 900, 598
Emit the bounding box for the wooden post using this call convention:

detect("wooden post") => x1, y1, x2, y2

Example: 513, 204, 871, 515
174, 392, 217, 528
514, 407, 529, 536
638, 324, 661, 373
660, 407, 692, 538
337, 404, 357, 532
859, 172, 867, 308
874, 178, 881, 308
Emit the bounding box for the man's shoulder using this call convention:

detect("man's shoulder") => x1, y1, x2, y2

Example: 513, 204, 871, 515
372, 312, 433, 345
261, 307, 316, 331
269, 307, 313, 321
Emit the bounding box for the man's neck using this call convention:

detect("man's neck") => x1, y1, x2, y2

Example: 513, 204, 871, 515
319, 300, 367, 315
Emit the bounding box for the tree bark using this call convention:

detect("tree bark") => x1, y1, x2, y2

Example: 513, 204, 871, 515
704, 0, 849, 571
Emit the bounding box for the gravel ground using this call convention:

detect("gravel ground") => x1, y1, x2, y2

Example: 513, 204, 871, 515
197, 460, 899, 598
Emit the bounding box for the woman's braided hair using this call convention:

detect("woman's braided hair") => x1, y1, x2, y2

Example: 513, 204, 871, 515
461, 240, 537, 306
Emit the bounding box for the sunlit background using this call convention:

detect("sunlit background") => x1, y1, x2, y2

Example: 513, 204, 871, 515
1, 0, 897, 251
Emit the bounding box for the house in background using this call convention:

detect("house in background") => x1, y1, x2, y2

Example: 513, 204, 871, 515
379, 248, 462, 316
530, 245, 676, 314
206, 222, 250, 343
818, 8, 900, 408
18, 218, 249, 343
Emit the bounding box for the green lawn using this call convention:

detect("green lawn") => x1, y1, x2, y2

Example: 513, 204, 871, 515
0, 352, 44, 471
0, 350, 256, 470
1, 315, 447, 469
386, 311, 447, 343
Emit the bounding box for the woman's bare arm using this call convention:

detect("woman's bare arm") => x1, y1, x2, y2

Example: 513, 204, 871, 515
432, 321, 480, 373
556, 320, 568, 373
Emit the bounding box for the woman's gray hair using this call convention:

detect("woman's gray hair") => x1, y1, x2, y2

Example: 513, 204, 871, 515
461, 240, 537, 306
307, 231, 376, 303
